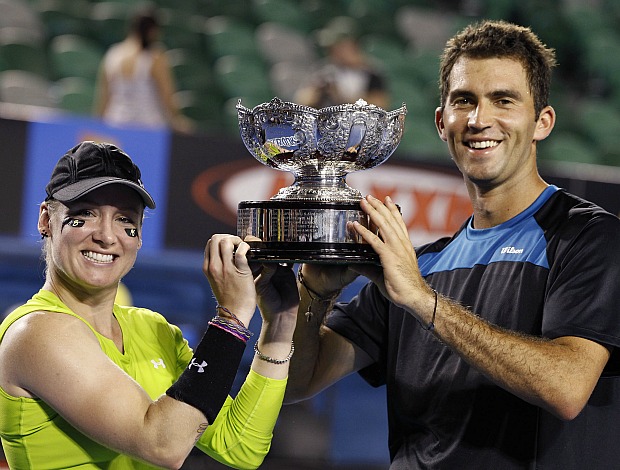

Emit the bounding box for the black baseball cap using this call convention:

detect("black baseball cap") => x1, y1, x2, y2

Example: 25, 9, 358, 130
45, 141, 156, 209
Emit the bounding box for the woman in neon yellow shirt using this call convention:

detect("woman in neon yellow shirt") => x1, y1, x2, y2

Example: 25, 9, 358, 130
0, 141, 298, 469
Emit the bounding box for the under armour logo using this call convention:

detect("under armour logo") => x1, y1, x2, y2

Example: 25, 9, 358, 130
188, 358, 208, 373
151, 358, 166, 369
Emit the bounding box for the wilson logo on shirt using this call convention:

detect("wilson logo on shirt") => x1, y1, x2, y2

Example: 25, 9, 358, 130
500, 246, 524, 254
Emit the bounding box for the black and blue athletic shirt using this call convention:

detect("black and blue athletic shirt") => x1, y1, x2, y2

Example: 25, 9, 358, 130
327, 185, 620, 469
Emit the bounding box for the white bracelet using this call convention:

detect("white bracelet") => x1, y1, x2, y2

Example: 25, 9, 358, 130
253, 340, 295, 364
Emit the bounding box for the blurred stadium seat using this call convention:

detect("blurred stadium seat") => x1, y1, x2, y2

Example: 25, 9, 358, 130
0, 0, 45, 40
0, 70, 56, 107
0, 30, 49, 77
88, 1, 131, 49
255, 22, 318, 66
213, 54, 273, 103
251, 0, 315, 33
49, 34, 104, 82
166, 48, 214, 94
174, 89, 224, 132
35, 0, 91, 39
159, 8, 205, 53
55, 76, 95, 115
394, 6, 459, 54
203, 15, 259, 60
539, 131, 599, 165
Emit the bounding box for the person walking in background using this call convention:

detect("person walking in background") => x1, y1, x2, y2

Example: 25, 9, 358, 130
279, 20, 620, 469
94, 7, 194, 133
294, 17, 389, 109
0, 141, 298, 469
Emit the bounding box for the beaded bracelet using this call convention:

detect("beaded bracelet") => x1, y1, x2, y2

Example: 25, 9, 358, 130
254, 340, 295, 364
297, 269, 341, 323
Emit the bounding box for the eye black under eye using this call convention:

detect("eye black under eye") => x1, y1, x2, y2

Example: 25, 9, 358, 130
62, 217, 85, 228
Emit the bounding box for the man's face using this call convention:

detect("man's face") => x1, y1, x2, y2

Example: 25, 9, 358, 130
435, 56, 553, 190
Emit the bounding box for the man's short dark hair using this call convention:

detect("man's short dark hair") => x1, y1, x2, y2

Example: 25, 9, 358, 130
439, 20, 557, 118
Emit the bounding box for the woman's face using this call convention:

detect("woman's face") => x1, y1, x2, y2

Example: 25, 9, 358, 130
39, 185, 144, 295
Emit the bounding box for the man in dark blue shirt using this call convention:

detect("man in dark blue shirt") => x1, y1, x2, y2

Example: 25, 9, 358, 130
277, 20, 620, 469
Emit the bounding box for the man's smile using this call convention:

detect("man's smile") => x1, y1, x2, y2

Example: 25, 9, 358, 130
466, 140, 500, 150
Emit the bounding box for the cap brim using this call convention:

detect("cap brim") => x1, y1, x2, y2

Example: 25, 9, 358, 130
51, 176, 156, 209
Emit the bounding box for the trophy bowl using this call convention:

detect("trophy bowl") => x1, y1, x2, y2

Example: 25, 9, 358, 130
237, 97, 406, 264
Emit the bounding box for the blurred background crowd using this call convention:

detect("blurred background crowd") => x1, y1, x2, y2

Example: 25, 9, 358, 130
1, 0, 619, 165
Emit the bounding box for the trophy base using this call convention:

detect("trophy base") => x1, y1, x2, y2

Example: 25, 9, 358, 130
237, 200, 379, 264
246, 240, 379, 264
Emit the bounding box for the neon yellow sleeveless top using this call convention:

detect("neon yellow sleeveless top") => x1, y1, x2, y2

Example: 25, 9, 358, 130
0, 290, 286, 470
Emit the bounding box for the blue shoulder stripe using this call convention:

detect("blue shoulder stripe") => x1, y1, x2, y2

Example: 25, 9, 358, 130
418, 186, 558, 276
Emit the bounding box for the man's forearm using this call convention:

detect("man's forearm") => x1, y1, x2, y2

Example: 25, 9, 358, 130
423, 294, 609, 419
285, 280, 338, 403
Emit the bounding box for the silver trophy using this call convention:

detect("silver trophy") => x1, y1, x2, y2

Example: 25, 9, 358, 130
237, 97, 407, 264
